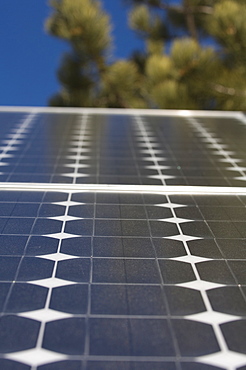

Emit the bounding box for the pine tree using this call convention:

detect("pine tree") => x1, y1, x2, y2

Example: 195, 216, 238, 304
127, 0, 246, 110
45, 0, 145, 108
46, 0, 246, 110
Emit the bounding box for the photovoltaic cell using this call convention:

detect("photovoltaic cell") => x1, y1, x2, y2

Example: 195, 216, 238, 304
0, 111, 245, 186
0, 107, 245, 370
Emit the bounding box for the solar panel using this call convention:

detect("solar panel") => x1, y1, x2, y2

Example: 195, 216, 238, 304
0, 107, 245, 370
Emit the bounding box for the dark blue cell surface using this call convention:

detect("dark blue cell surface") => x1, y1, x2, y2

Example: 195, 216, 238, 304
38, 361, 82, 370
0, 257, 21, 281
0, 359, 31, 370
43, 318, 86, 354
221, 320, 246, 354
0, 315, 40, 353
56, 258, 91, 282
2, 218, 35, 234
0, 235, 28, 255
6, 283, 48, 313
0, 111, 246, 369
172, 319, 220, 356
25, 236, 59, 256
50, 284, 88, 314
93, 237, 154, 258
60, 237, 91, 257
17, 257, 54, 281
93, 258, 160, 284
65, 220, 93, 236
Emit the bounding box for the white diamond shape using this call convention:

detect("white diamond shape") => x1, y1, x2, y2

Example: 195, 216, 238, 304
178, 280, 225, 291
66, 155, 90, 160
6, 133, 26, 138
66, 150, 90, 155
1, 139, 16, 144
0, 146, 19, 151
201, 137, 222, 142
19, 308, 72, 322
64, 163, 89, 168
52, 201, 82, 207
141, 149, 163, 154
148, 174, 175, 180
213, 150, 235, 156
6, 348, 67, 367
197, 350, 246, 369
226, 166, 246, 171
161, 217, 193, 223
0, 153, 13, 158
186, 311, 240, 325
45, 232, 79, 240
143, 157, 167, 162
155, 203, 186, 209
61, 173, 89, 178
138, 142, 159, 148
39, 253, 78, 261
48, 215, 81, 222
146, 165, 171, 170
170, 255, 210, 264
165, 235, 202, 242
219, 158, 242, 163
234, 176, 246, 181
30, 277, 74, 288
207, 143, 227, 149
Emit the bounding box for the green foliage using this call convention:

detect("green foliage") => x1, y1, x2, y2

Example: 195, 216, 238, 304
46, 0, 112, 58
146, 39, 164, 55
206, 1, 246, 61
129, 4, 167, 40
151, 80, 197, 109
129, 4, 151, 34
146, 55, 174, 84
171, 39, 200, 70
46, 0, 246, 110
101, 61, 147, 108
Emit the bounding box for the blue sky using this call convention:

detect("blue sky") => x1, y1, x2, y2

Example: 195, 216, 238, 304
0, 0, 144, 107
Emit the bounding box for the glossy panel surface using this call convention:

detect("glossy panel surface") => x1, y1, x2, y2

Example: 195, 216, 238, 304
0, 112, 246, 186
0, 191, 245, 369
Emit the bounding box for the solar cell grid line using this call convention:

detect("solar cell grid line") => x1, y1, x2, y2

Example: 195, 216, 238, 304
29, 192, 74, 369
61, 114, 91, 183
137, 115, 210, 186
0, 190, 245, 369
0, 112, 38, 182
185, 117, 235, 187
134, 115, 169, 186
0, 108, 246, 186
192, 115, 246, 186
92, 114, 146, 185
152, 195, 239, 370
0, 113, 72, 184
0, 112, 36, 160
0, 107, 246, 370
143, 116, 234, 187
186, 116, 246, 185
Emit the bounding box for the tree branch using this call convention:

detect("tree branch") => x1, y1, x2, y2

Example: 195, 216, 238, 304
144, 1, 213, 15
183, 0, 198, 41
211, 83, 246, 97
